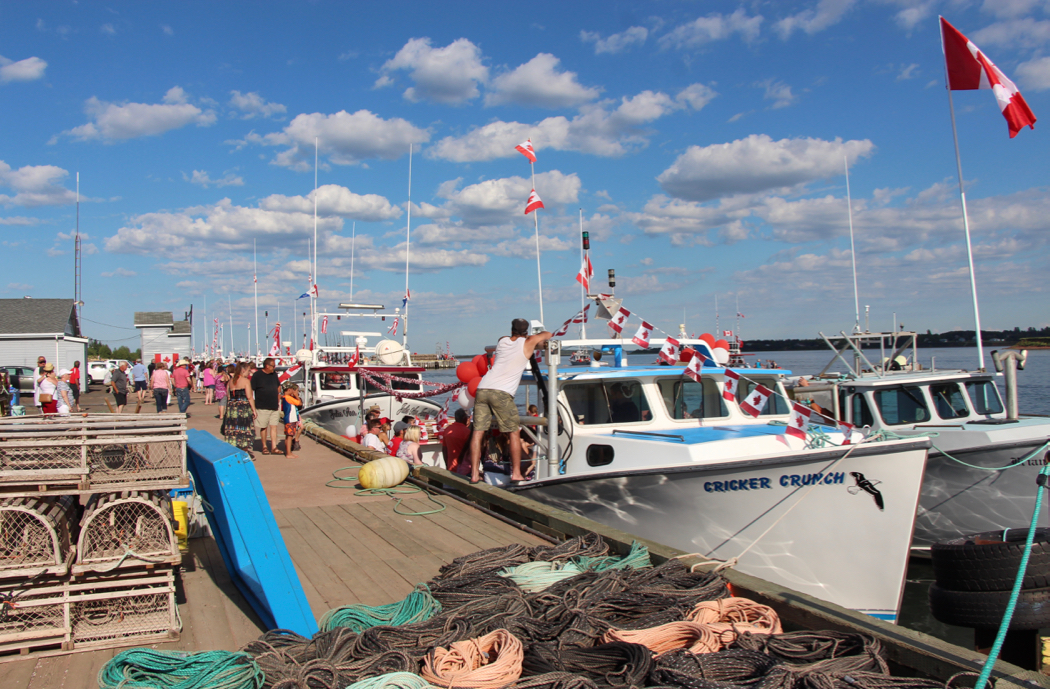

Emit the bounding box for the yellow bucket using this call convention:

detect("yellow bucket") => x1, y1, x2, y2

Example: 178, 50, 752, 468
172, 500, 189, 552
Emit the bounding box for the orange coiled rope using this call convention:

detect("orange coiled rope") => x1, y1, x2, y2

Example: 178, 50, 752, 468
421, 628, 524, 689
685, 596, 782, 645
603, 621, 721, 656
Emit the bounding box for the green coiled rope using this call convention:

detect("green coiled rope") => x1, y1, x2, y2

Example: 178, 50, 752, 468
345, 672, 435, 689
574, 540, 652, 572
501, 542, 653, 591
320, 583, 442, 632
98, 648, 264, 689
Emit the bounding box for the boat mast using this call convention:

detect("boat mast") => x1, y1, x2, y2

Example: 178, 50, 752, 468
845, 157, 861, 334
530, 154, 544, 325
254, 239, 259, 356
404, 144, 412, 348
312, 137, 319, 352
350, 221, 356, 300
579, 208, 586, 339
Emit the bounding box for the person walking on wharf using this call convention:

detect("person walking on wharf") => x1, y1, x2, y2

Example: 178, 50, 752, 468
131, 359, 148, 406
251, 358, 281, 455
469, 318, 551, 485
111, 362, 130, 413
172, 359, 193, 415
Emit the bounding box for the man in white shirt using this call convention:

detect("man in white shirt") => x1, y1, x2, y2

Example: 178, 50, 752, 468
361, 418, 386, 452
469, 318, 551, 485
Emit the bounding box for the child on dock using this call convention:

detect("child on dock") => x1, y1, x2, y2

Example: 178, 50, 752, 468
281, 383, 303, 459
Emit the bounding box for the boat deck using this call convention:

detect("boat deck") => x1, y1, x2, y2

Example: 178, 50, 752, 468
0, 388, 545, 688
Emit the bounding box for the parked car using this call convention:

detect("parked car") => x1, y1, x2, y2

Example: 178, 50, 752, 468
88, 361, 112, 383
2, 365, 38, 395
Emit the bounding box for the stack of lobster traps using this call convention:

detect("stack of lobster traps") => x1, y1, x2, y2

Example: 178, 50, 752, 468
0, 414, 187, 658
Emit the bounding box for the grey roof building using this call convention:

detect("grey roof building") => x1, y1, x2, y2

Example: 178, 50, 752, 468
0, 298, 88, 391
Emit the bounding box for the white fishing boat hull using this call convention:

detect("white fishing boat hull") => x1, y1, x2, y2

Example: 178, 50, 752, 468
517, 432, 930, 623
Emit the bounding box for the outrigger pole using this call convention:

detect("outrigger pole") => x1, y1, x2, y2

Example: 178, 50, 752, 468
404, 144, 412, 349
844, 157, 861, 335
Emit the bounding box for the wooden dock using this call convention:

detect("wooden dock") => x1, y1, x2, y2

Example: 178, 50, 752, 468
0, 388, 544, 688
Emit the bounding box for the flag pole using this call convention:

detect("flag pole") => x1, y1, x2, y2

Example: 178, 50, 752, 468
941, 21, 985, 370
312, 137, 319, 352
350, 221, 356, 300
844, 156, 861, 335
404, 144, 412, 348
253, 239, 259, 357
531, 159, 544, 325
715, 294, 719, 336
579, 208, 586, 339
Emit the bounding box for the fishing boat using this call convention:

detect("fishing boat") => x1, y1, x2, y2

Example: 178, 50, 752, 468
784, 329, 1050, 548
505, 333, 930, 624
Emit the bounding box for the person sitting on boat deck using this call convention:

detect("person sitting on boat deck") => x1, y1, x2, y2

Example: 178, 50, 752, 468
608, 382, 641, 423
468, 318, 552, 485
397, 425, 424, 466
389, 421, 409, 455
441, 408, 472, 476
527, 404, 538, 417
362, 418, 385, 452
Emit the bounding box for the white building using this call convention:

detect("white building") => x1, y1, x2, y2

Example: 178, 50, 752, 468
0, 298, 88, 391
135, 312, 192, 364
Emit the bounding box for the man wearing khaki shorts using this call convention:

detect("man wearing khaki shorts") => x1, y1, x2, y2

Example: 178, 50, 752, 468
251, 358, 282, 455
469, 318, 551, 484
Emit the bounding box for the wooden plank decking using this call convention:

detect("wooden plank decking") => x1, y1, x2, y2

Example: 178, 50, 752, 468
0, 388, 544, 688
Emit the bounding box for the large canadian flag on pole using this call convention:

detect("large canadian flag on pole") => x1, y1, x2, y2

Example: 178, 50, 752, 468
940, 17, 1036, 138
515, 139, 537, 163
525, 190, 545, 214
575, 255, 593, 292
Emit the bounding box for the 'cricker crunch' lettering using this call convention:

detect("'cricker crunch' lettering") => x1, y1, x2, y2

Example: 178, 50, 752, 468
703, 472, 845, 493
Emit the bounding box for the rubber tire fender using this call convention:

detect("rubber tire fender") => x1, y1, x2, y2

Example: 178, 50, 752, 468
930, 528, 1050, 592
928, 583, 1050, 629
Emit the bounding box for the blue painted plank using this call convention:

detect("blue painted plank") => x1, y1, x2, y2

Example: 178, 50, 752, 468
186, 429, 318, 637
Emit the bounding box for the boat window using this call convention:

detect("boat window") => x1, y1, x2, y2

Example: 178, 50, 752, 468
965, 380, 1004, 414
931, 383, 969, 419
563, 380, 651, 425
586, 444, 614, 467
873, 386, 930, 425
657, 378, 728, 420
851, 394, 874, 427
738, 377, 789, 415
321, 373, 352, 391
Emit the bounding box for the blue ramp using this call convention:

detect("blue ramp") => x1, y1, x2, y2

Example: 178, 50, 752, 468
186, 429, 318, 637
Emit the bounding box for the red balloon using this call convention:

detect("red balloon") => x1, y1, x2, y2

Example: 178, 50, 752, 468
700, 333, 716, 347
467, 376, 482, 397
472, 354, 489, 376
714, 339, 729, 351
456, 361, 479, 383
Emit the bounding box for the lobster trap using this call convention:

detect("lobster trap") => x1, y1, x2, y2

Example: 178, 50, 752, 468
0, 414, 188, 497
0, 568, 178, 658
74, 492, 179, 575
0, 496, 75, 578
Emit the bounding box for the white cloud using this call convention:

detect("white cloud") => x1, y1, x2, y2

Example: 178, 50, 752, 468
0, 216, 40, 225
101, 268, 136, 277
377, 37, 488, 105
756, 79, 799, 108
259, 184, 402, 222
981, 0, 1050, 19
659, 9, 764, 50
101, 23, 116, 36
485, 53, 600, 108
1016, 56, 1050, 89
580, 26, 649, 54
0, 160, 77, 207
897, 63, 920, 81
241, 110, 429, 170
775, 0, 856, 38
422, 170, 582, 228
429, 87, 696, 162
56, 87, 216, 142
657, 134, 875, 201
229, 91, 287, 119
890, 1, 937, 31
162, 25, 174, 35
185, 170, 245, 188
7, 283, 33, 291
0, 55, 48, 83
972, 19, 1050, 49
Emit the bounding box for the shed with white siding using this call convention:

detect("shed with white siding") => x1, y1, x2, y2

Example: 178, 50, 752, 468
135, 312, 192, 364
0, 298, 88, 391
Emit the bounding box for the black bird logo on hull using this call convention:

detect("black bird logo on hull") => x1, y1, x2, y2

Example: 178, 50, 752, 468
847, 472, 884, 511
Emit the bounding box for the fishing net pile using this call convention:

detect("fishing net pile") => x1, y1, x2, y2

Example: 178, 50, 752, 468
99, 533, 953, 689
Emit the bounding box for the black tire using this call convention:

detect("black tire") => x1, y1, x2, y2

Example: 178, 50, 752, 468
928, 583, 1050, 629
930, 528, 1050, 592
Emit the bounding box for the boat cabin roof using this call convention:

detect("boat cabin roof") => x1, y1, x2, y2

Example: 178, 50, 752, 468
820, 369, 995, 387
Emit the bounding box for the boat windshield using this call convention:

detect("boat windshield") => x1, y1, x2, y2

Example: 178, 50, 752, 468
930, 383, 969, 419
563, 380, 651, 425
965, 380, 1004, 414
873, 385, 930, 425
657, 378, 728, 420
320, 373, 353, 391
738, 377, 789, 416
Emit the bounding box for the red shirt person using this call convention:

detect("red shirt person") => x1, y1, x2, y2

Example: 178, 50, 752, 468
441, 409, 473, 476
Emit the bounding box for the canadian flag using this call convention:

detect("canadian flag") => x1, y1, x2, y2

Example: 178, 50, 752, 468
838, 421, 856, 445
575, 255, 594, 292
309, 283, 319, 298
723, 330, 733, 337
321, 315, 328, 334
388, 317, 399, 336
684, 348, 705, 383
515, 139, 537, 163
658, 337, 680, 365
348, 345, 360, 367
416, 417, 429, 442
278, 363, 302, 383
941, 17, 1037, 138
436, 395, 451, 430
525, 189, 545, 214
723, 369, 740, 402
740, 385, 773, 418
608, 306, 630, 333
632, 321, 653, 348
786, 403, 812, 440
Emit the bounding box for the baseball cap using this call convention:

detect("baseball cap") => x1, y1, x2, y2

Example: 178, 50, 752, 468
58, 368, 71, 377
393, 421, 409, 433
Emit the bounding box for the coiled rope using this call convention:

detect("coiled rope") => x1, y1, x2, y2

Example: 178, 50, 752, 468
604, 621, 722, 656
500, 561, 585, 593
320, 584, 443, 632
421, 628, 524, 688
97, 648, 263, 689
345, 672, 435, 689
325, 467, 446, 515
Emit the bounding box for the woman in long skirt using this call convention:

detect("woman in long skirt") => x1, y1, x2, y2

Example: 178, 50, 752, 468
223, 361, 257, 457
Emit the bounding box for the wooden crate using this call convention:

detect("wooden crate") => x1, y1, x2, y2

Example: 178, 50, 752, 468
73, 491, 180, 575
0, 496, 75, 579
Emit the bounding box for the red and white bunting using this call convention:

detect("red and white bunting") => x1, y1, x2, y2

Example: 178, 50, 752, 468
515, 139, 537, 163
554, 305, 589, 336
525, 189, 545, 215
608, 306, 630, 334
723, 330, 733, 337
723, 369, 740, 402
684, 348, 705, 382
658, 337, 680, 365
787, 403, 812, 440
321, 315, 328, 334
631, 321, 653, 348
941, 17, 1037, 138
740, 385, 772, 418
838, 421, 856, 445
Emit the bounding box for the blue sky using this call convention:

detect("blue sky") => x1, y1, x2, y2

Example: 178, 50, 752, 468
2, 0, 1048, 354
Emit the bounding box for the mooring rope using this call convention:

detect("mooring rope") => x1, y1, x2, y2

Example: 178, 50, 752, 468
320, 584, 443, 633
98, 648, 264, 689
421, 628, 525, 689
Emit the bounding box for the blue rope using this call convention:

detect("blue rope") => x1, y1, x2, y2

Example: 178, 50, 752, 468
98, 648, 263, 689
973, 463, 1050, 689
